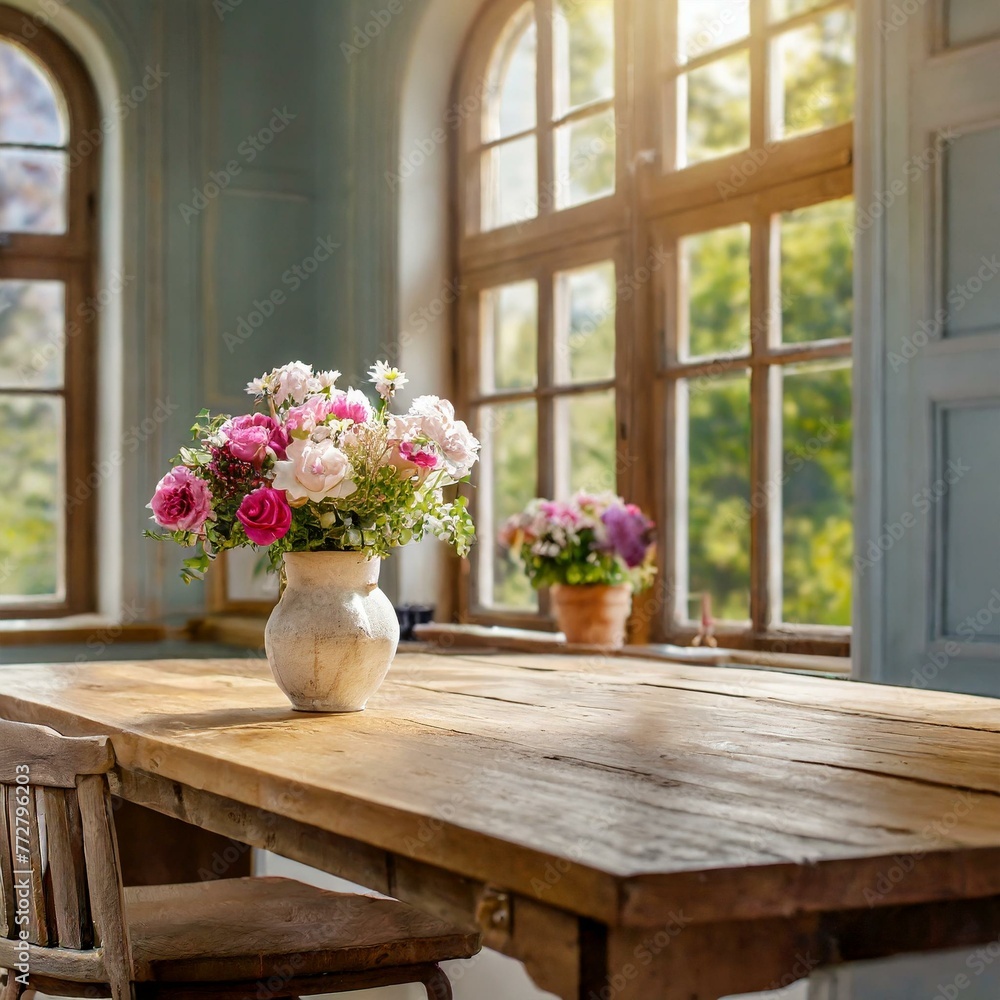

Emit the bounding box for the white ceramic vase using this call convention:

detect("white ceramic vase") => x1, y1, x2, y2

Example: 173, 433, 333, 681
264, 550, 399, 713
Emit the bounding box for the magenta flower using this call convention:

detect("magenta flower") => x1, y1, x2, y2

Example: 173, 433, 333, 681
236, 487, 293, 546
330, 388, 374, 425
285, 396, 335, 437
149, 467, 213, 533
601, 503, 654, 568
399, 440, 440, 469
222, 413, 288, 466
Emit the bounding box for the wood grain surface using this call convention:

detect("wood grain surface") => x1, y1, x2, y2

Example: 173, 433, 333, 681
0, 653, 997, 933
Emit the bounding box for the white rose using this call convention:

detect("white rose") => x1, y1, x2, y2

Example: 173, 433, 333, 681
408, 395, 480, 480
273, 361, 320, 407
272, 437, 356, 502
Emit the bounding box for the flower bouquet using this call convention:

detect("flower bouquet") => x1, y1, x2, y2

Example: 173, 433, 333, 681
146, 360, 479, 712
499, 492, 656, 646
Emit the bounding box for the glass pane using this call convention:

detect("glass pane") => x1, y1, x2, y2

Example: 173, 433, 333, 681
770, 0, 829, 20
681, 223, 751, 359
554, 108, 616, 209
678, 0, 750, 62
684, 372, 751, 622
0, 39, 67, 146
0, 280, 66, 389
556, 261, 616, 384
486, 3, 537, 140
681, 49, 750, 166
482, 135, 537, 230
0, 148, 67, 234
556, 390, 617, 495
480, 400, 538, 610
780, 198, 854, 344
553, 0, 615, 115
781, 361, 853, 626
774, 8, 856, 140
0, 394, 63, 600
481, 280, 538, 392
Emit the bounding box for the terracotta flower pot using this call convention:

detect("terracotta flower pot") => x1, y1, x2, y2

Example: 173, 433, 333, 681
551, 583, 633, 647
265, 551, 399, 712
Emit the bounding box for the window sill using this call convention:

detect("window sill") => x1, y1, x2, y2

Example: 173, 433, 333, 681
0, 616, 171, 647
413, 623, 851, 677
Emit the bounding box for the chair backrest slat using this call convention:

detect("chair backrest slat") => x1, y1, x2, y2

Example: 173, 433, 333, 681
0, 718, 131, 1000
77, 774, 132, 1000
5, 779, 49, 945
0, 720, 114, 788
42, 787, 92, 949
0, 786, 15, 938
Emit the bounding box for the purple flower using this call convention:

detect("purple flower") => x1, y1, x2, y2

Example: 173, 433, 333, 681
601, 503, 654, 568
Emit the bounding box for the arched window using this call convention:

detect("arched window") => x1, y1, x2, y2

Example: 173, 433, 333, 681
455, 0, 855, 652
0, 6, 99, 617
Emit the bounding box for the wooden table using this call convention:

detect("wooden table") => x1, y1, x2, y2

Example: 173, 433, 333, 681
1, 652, 999, 999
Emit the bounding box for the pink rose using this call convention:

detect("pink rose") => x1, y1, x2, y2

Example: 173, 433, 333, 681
222, 413, 288, 465
329, 388, 373, 425
236, 487, 292, 546
285, 396, 334, 437
399, 440, 440, 469
149, 467, 213, 532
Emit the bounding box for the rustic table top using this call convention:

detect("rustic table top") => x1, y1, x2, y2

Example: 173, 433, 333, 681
1, 652, 998, 928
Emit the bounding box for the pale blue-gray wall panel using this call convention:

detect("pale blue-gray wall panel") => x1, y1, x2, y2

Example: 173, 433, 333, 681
947, 0, 1000, 48
206, 190, 322, 408
940, 402, 1000, 639
944, 126, 1000, 338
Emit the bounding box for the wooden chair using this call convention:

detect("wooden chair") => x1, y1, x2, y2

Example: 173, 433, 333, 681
0, 720, 480, 1000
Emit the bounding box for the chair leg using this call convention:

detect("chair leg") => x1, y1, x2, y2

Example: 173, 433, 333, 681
1, 972, 24, 1000
423, 966, 452, 1000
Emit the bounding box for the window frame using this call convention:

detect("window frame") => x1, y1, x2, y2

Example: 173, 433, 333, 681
453, 0, 854, 654
0, 6, 100, 619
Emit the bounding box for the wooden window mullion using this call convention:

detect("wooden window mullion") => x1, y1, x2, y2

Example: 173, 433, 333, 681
536, 264, 555, 617
749, 215, 774, 634
535, 0, 556, 220
750, 0, 769, 151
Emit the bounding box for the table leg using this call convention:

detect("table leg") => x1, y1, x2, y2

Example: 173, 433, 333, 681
598, 917, 821, 1000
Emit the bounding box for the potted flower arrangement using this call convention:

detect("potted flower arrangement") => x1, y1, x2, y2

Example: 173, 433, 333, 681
499, 492, 656, 647
146, 360, 479, 712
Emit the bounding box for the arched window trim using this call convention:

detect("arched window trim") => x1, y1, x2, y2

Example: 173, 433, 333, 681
453, 0, 856, 655
0, 3, 100, 618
